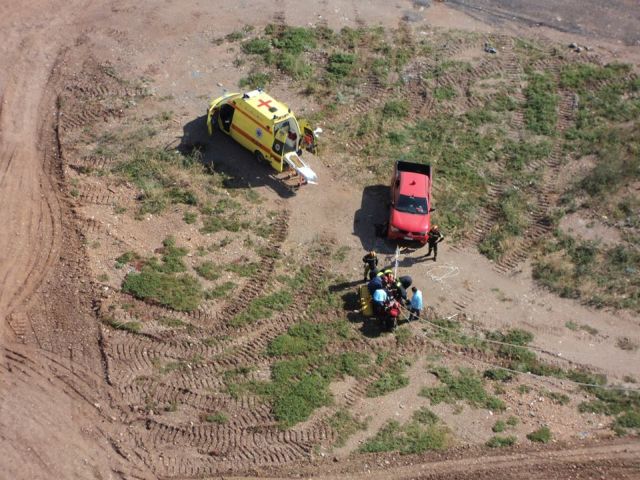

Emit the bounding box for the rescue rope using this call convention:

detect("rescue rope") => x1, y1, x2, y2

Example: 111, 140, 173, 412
395, 303, 640, 393
421, 332, 640, 393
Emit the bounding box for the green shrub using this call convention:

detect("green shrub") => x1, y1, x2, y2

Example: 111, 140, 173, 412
115, 251, 139, 268
224, 261, 258, 277
231, 290, 293, 326
465, 108, 495, 126
479, 188, 530, 260
205, 281, 235, 299
333, 351, 370, 378
327, 52, 356, 78
489, 93, 518, 112
113, 148, 204, 216
518, 385, 532, 394
367, 361, 409, 397
367, 371, 409, 397
420, 367, 505, 411
241, 38, 271, 54
329, 410, 367, 447
614, 411, 640, 429
123, 269, 202, 312
486, 435, 516, 448
195, 261, 219, 281
272, 26, 317, 54
524, 72, 557, 135
527, 426, 552, 443
578, 386, 640, 417
183, 211, 197, 224
429, 318, 483, 348
560, 63, 630, 91
200, 216, 248, 234
492, 420, 506, 433
484, 369, 514, 382
542, 390, 570, 405
276, 52, 312, 79
394, 326, 412, 345
382, 99, 409, 118
267, 322, 329, 356
239, 72, 271, 89
157, 316, 186, 328
105, 318, 142, 334
272, 372, 332, 428
533, 232, 640, 312
360, 420, 449, 454
388, 131, 408, 145
167, 187, 198, 206
579, 130, 640, 196
413, 407, 439, 426
433, 85, 456, 101
488, 328, 534, 346
501, 139, 552, 171
204, 412, 228, 424
151, 237, 188, 274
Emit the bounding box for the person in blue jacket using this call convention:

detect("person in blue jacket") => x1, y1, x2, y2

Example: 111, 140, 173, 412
372, 288, 388, 317
409, 286, 423, 321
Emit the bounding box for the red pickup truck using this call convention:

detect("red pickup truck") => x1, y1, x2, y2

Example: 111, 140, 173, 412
387, 161, 433, 244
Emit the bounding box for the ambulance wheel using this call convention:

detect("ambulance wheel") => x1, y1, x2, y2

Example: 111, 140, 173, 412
210, 111, 219, 133
254, 151, 267, 164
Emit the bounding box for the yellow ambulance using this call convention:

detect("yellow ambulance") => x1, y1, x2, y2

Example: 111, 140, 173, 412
206, 89, 319, 185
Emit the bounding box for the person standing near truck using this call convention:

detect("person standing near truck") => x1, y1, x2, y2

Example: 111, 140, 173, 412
425, 225, 444, 262
409, 286, 423, 321
362, 250, 379, 281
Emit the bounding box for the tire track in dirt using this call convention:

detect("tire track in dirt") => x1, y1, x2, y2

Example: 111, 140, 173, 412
449, 37, 525, 252
0, 45, 63, 343
492, 67, 638, 273
98, 208, 290, 333
0, 345, 110, 418
493, 72, 578, 274
138, 417, 333, 477
96, 202, 340, 474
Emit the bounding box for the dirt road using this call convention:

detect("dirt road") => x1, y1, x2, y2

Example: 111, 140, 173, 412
446, 0, 640, 46
0, 0, 62, 339
0, 2, 135, 478
0, 1, 638, 479
237, 439, 640, 479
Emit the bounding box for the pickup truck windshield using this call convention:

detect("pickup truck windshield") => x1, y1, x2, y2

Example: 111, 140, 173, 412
396, 195, 428, 214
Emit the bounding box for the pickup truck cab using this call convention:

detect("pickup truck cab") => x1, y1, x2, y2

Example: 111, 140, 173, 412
387, 161, 433, 244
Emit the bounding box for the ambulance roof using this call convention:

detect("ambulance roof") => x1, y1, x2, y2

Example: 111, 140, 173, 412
240, 89, 291, 120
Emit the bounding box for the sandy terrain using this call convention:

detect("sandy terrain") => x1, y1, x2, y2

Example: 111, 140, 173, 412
0, 1, 638, 479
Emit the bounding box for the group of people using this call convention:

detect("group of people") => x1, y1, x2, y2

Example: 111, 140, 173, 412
362, 251, 423, 326
360, 225, 444, 327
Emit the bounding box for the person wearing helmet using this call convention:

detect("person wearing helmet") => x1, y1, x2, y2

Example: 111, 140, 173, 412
362, 250, 379, 281
425, 224, 444, 261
